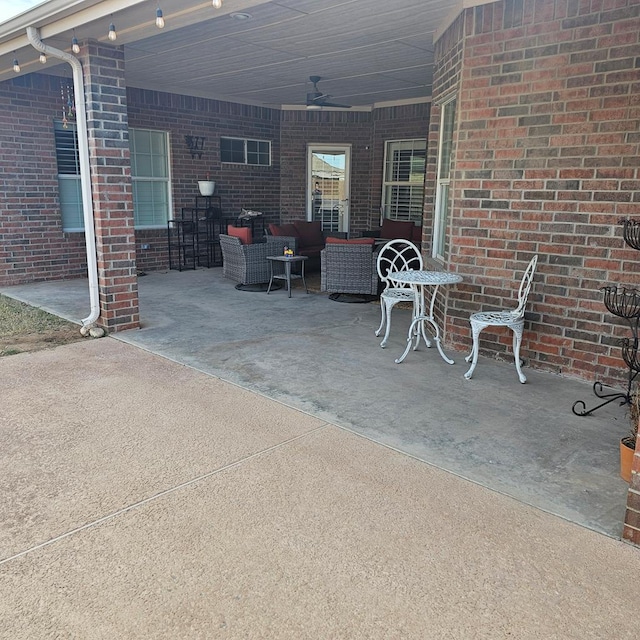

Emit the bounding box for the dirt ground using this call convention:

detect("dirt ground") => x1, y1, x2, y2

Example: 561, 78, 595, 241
0, 295, 85, 357
0, 325, 85, 357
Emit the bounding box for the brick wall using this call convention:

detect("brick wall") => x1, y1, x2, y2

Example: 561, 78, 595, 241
127, 87, 282, 256
0, 79, 283, 282
0, 74, 87, 285
279, 110, 373, 231
280, 106, 429, 235
431, 0, 640, 389
372, 102, 431, 234
127, 89, 281, 271
1, 76, 428, 283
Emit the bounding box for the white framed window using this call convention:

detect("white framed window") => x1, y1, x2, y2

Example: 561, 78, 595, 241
54, 124, 172, 230
54, 121, 83, 231
432, 96, 457, 261
129, 128, 172, 228
381, 139, 426, 224
220, 136, 271, 166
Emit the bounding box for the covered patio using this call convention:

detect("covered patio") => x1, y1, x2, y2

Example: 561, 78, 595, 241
1, 268, 632, 540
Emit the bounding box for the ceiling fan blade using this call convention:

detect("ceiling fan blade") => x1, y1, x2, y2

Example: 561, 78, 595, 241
306, 91, 325, 104
319, 100, 352, 109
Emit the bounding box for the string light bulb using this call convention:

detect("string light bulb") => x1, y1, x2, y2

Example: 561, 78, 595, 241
156, 7, 165, 29
108, 20, 117, 41
39, 49, 47, 64
212, 0, 223, 9
12, 55, 20, 73
72, 32, 80, 54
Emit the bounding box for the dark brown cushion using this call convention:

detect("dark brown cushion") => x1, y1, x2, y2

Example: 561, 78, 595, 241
227, 225, 252, 245
298, 245, 324, 258
380, 219, 415, 241
293, 220, 324, 248
268, 223, 299, 238
325, 237, 375, 246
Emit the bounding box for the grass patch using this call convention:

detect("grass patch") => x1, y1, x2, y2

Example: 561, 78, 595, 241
0, 294, 85, 357
0, 295, 72, 335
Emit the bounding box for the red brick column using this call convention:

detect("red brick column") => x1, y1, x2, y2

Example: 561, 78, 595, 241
82, 40, 139, 331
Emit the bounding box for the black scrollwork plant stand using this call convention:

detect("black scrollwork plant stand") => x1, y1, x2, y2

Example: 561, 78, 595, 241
572, 219, 640, 417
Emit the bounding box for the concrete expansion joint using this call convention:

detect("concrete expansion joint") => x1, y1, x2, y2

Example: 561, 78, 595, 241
0, 424, 329, 568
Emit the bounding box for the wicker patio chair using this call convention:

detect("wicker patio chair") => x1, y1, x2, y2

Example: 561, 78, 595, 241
219, 234, 288, 288
375, 239, 424, 347
320, 241, 380, 300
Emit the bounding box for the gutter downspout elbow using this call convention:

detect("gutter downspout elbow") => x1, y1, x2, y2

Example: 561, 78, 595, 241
26, 26, 100, 328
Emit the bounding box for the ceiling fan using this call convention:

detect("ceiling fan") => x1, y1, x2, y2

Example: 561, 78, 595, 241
306, 76, 351, 110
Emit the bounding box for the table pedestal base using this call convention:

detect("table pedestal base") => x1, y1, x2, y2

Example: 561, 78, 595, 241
386, 272, 463, 366
395, 314, 456, 365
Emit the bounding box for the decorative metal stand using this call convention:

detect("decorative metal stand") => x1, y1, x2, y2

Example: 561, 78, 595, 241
167, 195, 224, 270
572, 219, 640, 416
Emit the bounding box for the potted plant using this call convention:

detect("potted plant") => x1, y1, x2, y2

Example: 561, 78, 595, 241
621, 387, 639, 482
198, 172, 215, 196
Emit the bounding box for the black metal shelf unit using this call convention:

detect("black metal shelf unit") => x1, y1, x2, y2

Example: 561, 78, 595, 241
168, 195, 223, 270
167, 216, 197, 271
572, 219, 640, 416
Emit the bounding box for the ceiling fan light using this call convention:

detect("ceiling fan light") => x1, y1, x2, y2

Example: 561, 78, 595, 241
306, 104, 322, 111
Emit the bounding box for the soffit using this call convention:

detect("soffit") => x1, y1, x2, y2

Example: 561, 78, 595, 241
0, 0, 458, 108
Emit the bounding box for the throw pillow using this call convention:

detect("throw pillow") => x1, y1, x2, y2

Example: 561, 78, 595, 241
380, 219, 415, 241
227, 225, 252, 245
293, 220, 324, 248
268, 223, 298, 238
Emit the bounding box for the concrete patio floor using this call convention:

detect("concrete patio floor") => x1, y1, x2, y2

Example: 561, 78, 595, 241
2, 268, 640, 637
2, 338, 638, 638
1, 268, 633, 540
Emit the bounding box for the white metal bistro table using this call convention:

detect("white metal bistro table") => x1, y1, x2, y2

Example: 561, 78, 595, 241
387, 270, 463, 365
266, 255, 309, 297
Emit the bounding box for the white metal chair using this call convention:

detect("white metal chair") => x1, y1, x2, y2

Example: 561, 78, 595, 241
375, 239, 423, 347
464, 255, 538, 383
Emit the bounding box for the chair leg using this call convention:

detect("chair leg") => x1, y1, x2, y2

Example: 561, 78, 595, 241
464, 321, 483, 380
375, 301, 386, 339
378, 298, 395, 348
511, 321, 527, 383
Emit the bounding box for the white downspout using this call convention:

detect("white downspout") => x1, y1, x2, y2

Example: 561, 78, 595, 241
26, 26, 100, 328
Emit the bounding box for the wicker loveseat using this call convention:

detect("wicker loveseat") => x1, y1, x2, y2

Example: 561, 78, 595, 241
320, 237, 380, 297
267, 221, 346, 266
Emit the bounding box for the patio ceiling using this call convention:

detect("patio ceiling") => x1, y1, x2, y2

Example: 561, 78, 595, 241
0, 0, 463, 108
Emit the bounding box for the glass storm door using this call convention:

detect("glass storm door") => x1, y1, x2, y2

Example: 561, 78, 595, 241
307, 145, 351, 234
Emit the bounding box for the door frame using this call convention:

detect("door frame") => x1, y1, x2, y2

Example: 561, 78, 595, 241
306, 144, 351, 233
